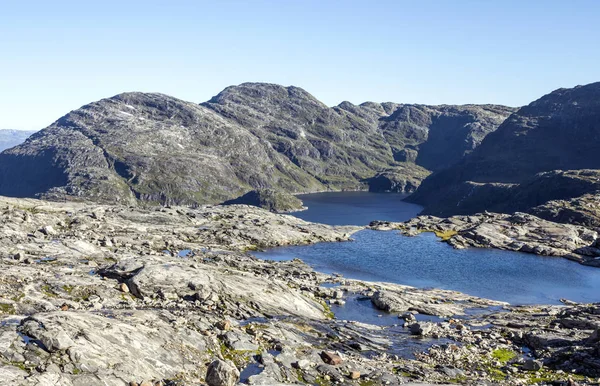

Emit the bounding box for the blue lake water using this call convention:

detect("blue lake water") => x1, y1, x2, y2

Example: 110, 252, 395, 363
258, 192, 600, 305
294, 191, 422, 226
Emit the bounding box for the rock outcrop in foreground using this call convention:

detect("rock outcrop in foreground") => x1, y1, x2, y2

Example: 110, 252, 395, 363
0, 197, 599, 385
0, 83, 513, 206
409, 82, 600, 219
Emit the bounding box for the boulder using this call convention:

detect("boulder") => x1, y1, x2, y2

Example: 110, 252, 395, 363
206, 359, 240, 386
409, 322, 434, 336
522, 359, 543, 371
320, 351, 342, 365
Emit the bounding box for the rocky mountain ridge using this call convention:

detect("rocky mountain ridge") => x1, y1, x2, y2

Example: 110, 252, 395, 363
0, 83, 514, 206
409, 82, 600, 221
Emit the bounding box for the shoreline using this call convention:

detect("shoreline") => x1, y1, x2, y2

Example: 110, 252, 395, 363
370, 212, 600, 268
254, 227, 600, 307
0, 196, 598, 385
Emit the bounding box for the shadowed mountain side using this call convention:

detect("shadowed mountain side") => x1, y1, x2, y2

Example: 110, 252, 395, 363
408, 82, 600, 221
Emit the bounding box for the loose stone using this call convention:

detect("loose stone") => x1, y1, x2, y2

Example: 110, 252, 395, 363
320, 351, 342, 365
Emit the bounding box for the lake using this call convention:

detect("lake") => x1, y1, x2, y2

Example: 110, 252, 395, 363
294, 191, 422, 225
257, 192, 600, 305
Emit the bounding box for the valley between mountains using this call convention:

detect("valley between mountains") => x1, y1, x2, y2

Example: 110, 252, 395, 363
1, 82, 600, 385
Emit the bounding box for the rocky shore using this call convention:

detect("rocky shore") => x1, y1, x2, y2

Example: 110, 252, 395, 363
370, 212, 600, 268
0, 197, 599, 385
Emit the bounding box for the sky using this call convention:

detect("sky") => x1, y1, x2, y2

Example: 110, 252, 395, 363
1, 0, 598, 131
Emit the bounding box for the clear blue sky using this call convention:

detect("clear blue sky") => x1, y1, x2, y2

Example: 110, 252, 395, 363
1, 0, 598, 130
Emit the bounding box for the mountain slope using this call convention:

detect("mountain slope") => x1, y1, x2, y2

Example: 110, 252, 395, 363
0, 83, 514, 205
409, 82, 600, 217
0, 92, 320, 205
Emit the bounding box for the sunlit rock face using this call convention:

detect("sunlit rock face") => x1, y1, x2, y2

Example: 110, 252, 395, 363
0, 83, 512, 205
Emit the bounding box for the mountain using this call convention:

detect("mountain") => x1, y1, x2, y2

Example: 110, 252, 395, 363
0, 83, 514, 206
408, 82, 600, 221
0, 129, 36, 152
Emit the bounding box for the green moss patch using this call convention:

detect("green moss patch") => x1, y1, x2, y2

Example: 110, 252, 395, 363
491, 348, 517, 363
